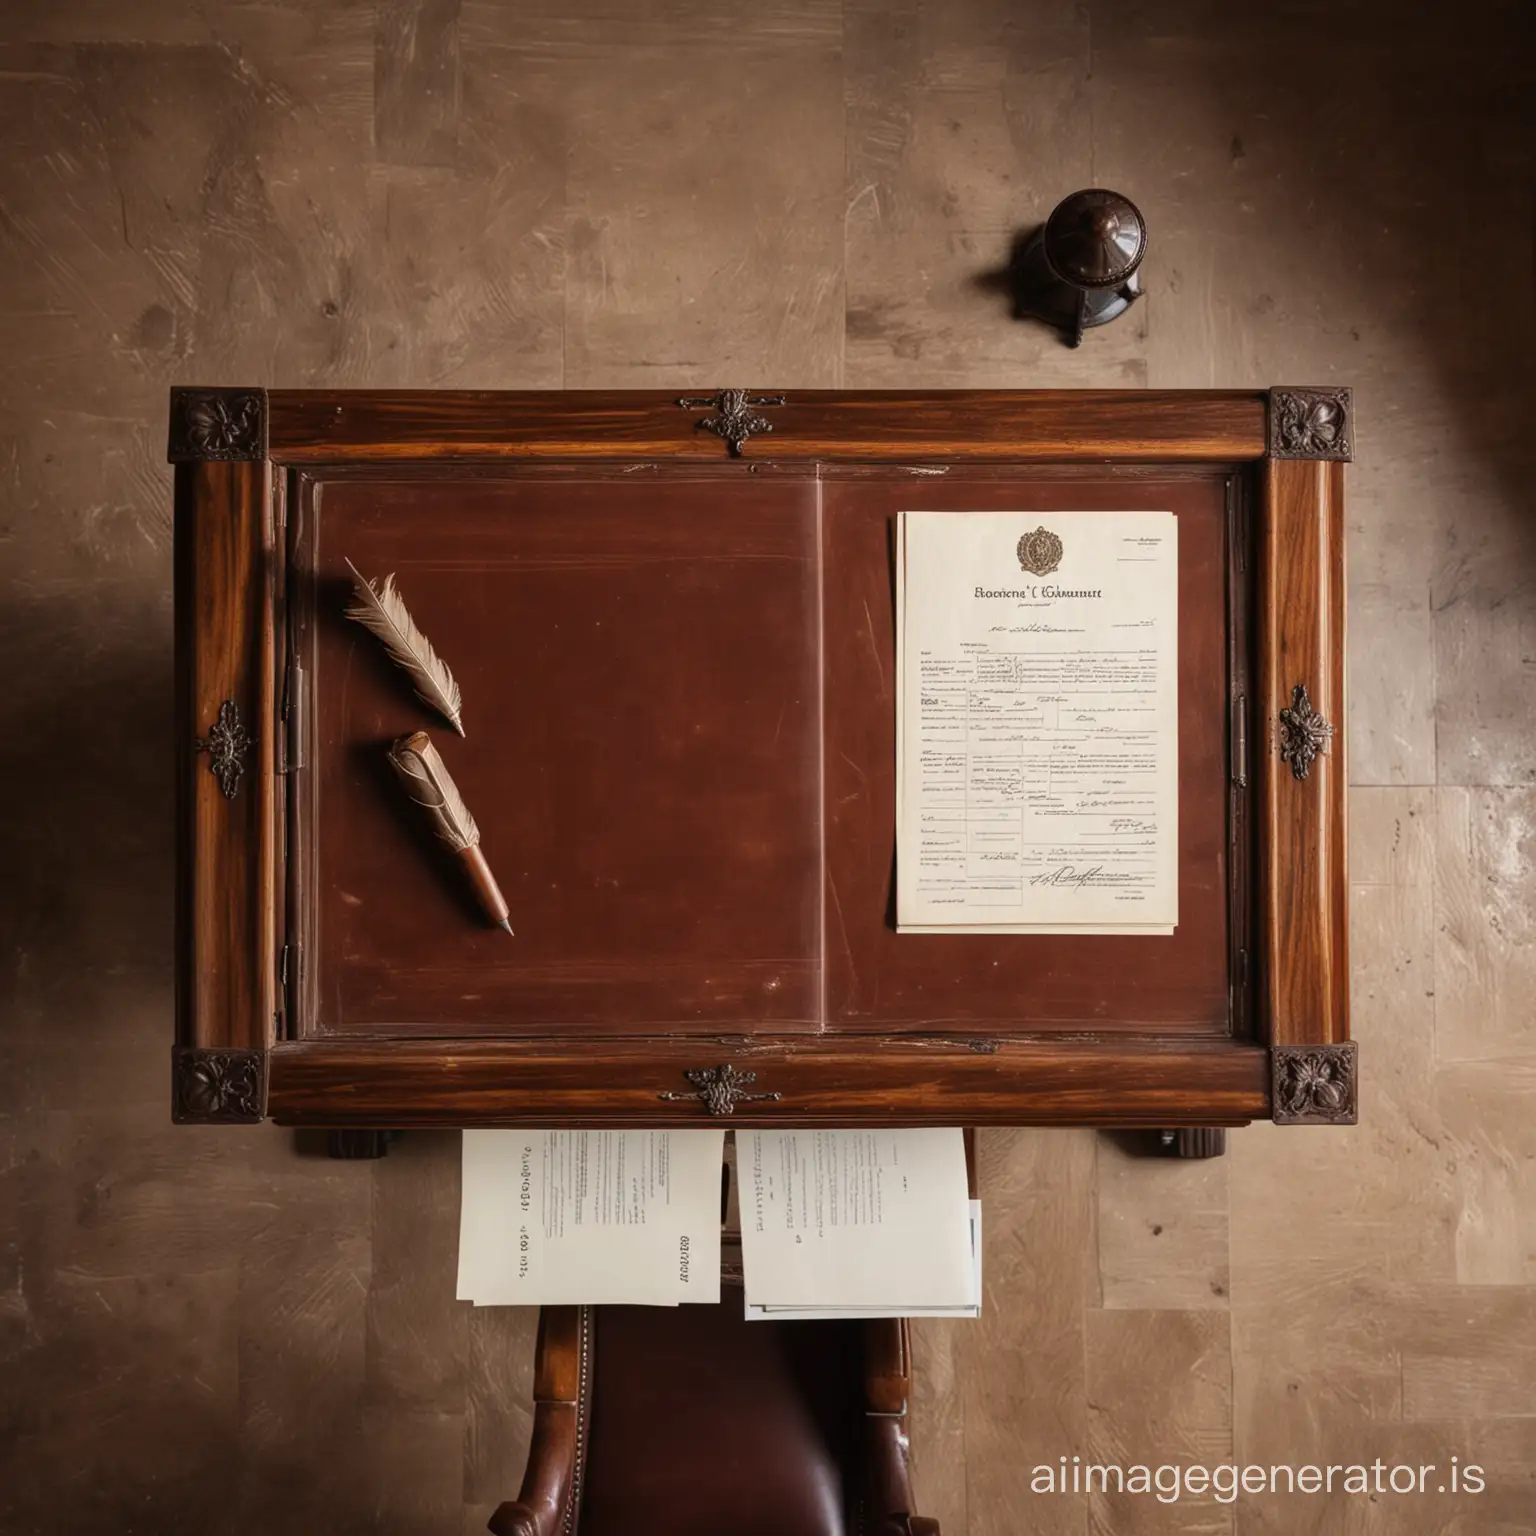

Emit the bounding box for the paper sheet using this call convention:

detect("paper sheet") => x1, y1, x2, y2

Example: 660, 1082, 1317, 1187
744, 1201, 982, 1320
458, 1129, 724, 1306
897, 510, 1179, 934
739, 1129, 974, 1311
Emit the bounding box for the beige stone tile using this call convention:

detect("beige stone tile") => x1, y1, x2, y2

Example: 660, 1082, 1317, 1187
59, 18, 378, 394
1432, 522, 1536, 790
0, 1264, 242, 1531
1095, 1134, 1231, 1313
1346, 514, 1437, 788
1087, 17, 1367, 393
462, 0, 842, 50
1231, 1284, 1536, 1533
910, 1316, 971, 1534
375, 0, 461, 170
1350, 855, 1440, 1202
1433, 788, 1536, 1065
843, 1, 1138, 389
1349, 787, 1435, 890
359, 1405, 469, 1535
0, 0, 221, 45
1231, 1283, 1406, 1472
1084, 1310, 1234, 1536
0, 47, 180, 603
960, 1129, 1096, 1536
355, 40, 567, 390
1456, 1416, 1536, 1526
1233, 789, 1455, 1297
1434, 1063, 1536, 1287
235, 1182, 374, 1525
463, 1305, 537, 1506
20, 967, 171, 1114
556, 38, 844, 390
19, 1109, 370, 1287
1399, 1287, 1536, 1421
1230, 1417, 1520, 1536
367, 1133, 467, 1409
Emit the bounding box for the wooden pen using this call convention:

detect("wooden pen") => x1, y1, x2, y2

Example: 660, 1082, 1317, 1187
386, 730, 514, 934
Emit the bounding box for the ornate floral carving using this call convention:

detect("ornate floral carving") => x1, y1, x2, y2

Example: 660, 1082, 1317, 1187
1272, 1044, 1357, 1125
196, 699, 252, 801
658, 1064, 782, 1116
1269, 387, 1353, 461
676, 390, 786, 456
1278, 683, 1334, 781
168, 388, 266, 462
173, 1048, 265, 1123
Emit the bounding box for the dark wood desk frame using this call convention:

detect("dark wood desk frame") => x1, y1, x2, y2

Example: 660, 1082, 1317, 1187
169, 388, 1352, 1133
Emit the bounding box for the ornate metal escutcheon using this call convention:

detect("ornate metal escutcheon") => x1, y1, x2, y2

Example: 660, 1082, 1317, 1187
1278, 683, 1334, 782
659, 1064, 782, 1116
196, 698, 252, 801
676, 389, 786, 456
1272, 1043, 1357, 1126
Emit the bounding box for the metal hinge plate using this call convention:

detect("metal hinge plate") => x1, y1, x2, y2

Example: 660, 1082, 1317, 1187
279, 660, 306, 773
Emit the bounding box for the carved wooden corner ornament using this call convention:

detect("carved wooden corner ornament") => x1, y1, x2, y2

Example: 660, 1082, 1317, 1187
1268, 386, 1353, 461
658, 1064, 782, 1116
173, 1047, 266, 1124
1271, 1043, 1357, 1125
675, 390, 786, 456
168, 387, 267, 462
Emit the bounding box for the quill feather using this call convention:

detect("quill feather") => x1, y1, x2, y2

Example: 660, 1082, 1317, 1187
386, 733, 480, 851
344, 558, 465, 736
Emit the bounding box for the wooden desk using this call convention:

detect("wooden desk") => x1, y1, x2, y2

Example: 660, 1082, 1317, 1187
169, 388, 1352, 1134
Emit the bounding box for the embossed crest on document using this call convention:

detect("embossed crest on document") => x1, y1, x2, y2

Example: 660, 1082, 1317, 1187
1016, 526, 1064, 577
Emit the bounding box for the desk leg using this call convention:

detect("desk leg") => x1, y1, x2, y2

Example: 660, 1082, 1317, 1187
327, 1130, 397, 1159
1157, 1128, 1227, 1159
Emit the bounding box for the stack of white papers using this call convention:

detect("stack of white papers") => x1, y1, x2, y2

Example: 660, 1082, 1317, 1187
739, 1129, 980, 1320
457, 1129, 724, 1306
896, 509, 1180, 935
457, 1127, 980, 1319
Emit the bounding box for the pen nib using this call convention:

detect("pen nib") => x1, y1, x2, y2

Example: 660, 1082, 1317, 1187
497, 918, 515, 936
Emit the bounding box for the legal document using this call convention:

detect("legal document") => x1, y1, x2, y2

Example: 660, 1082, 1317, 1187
896, 510, 1179, 934
457, 1129, 724, 1306
739, 1129, 976, 1314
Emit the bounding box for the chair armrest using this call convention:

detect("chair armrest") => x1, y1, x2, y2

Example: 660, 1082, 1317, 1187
862, 1317, 911, 1414
866, 1508, 942, 1536
488, 1401, 579, 1536
862, 1319, 940, 1536
487, 1308, 589, 1536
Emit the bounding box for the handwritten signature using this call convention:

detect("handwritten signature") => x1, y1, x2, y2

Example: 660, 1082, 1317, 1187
1029, 865, 1106, 889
